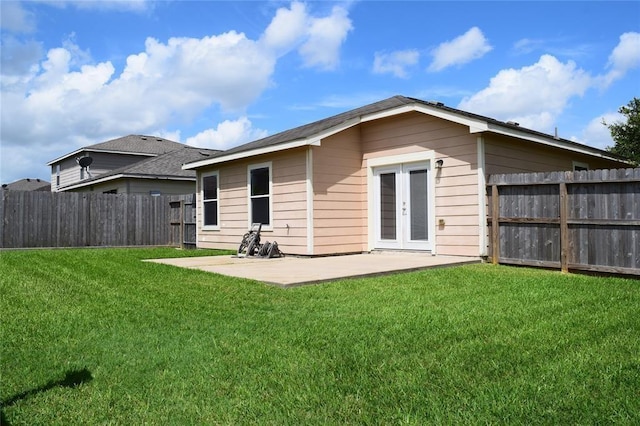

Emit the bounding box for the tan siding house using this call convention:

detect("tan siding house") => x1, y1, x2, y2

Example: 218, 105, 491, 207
185, 96, 627, 258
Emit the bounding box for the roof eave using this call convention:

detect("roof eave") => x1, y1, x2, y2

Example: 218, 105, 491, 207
183, 138, 323, 170
483, 123, 627, 163
59, 174, 196, 191
182, 99, 627, 171
47, 149, 158, 165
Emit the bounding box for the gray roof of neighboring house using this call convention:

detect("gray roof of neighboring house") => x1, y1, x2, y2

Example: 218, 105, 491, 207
59, 146, 220, 190
2, 178, 51, 191
48, 135, 184, 165
86, 134, 184, 155
184, 95, 624, 168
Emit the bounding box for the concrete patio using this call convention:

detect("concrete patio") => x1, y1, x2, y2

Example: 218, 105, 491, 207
146, 252, 481, 287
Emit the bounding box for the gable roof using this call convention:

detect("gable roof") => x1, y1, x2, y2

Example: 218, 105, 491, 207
59, 146, 220, 191
47, 135, 184, 165
2, 178, 51, 191
184, 95, 625, 170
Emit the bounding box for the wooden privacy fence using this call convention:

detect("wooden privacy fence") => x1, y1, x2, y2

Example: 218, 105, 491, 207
0, 191, 195, 249
487, 168, 639, 276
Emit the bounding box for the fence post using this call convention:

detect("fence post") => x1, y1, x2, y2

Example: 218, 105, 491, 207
179, 199, 185, 250
491, 184, 500, 264
559, 182, 569, 273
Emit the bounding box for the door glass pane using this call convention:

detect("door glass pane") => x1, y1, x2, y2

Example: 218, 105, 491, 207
380, 173, 396, 240
409, 169, 428, 241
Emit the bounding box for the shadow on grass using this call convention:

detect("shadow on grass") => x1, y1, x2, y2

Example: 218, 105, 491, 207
1, 368, 93, 425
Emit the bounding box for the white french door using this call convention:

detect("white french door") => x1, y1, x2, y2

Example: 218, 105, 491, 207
373, 162, 431, 250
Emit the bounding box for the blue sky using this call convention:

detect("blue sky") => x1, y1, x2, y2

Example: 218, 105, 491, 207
1, 1, 639, 183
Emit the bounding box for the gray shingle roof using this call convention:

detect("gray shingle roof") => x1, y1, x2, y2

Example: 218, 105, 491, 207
216, 96, 411, 158
186, 95, 622, 166
48, 134, 185, 165
85, 134, 184, 155
2, 178, 51, 191
59, 146, 220, 190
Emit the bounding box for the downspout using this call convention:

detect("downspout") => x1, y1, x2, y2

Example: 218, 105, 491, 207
306, 146, 314, 255
477, 136, 488, 256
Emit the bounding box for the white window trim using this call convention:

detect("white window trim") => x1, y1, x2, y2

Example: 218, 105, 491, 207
247, 162, 273, 230
572, 161, 589, 171
201, 170, 220, 230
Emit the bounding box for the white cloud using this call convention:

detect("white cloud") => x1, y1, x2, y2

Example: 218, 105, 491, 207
261, 1, 308, 55
458, 54, 592, 131
0, 1, 353, 182
601, 32, 640, 87
0, 1, 36, 33
428, 27, 492, 72
373, 49, 419, 78
185, 117, 268, 150
261, 2, 353, 70
298, 5, 353, 70
575, 112, 621, 150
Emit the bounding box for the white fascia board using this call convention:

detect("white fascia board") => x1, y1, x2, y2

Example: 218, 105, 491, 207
361, 104, 491, 133
47, 149, 156, 165
184, 118, 363, 170
183, 139, 314, 170
60, 174, 126, 191
60, 174, 195, 191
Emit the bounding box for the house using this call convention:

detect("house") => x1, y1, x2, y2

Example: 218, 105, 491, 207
2, 178, 51, 192
183, 95, 628, 257
47, 135, 219, 195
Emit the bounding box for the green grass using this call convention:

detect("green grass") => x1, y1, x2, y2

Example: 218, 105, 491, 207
1, 248, 638, 425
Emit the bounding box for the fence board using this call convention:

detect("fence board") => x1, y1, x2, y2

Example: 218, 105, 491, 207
0, 191, 194, 249
488, 167, 639, 276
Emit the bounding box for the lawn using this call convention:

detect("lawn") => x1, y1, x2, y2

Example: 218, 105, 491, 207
1, 248, 638, 425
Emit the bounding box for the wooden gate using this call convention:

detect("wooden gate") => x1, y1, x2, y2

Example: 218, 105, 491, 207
170, 194, 197, 249
487, 168, 639, 276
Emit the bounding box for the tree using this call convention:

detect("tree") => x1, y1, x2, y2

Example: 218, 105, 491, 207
605, 97, 640, 165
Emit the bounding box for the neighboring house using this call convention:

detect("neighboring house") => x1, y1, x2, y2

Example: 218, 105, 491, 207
47, 135, 219, 195
183, 95, 628, 257
2, 178, 51, 192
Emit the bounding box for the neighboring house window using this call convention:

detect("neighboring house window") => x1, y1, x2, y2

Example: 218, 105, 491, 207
573, 161, 589, 171
202, 171, 219, 228
55, 165, 60, 187
248, 163, 272, 228
103, 189, 117, 194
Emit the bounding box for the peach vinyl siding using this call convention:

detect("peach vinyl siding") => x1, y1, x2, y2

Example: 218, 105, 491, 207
192, 107, 627, 258
361, 112, 480, 257
484, 134, 622, 174
312, 126, 367, 255
196, 148, 309, 254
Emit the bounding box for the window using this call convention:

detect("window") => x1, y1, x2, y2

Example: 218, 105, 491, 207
248, 163, 271, 227
202, 171, 219, 228
103, 189, 117, 194
573, 161, 589, 171
55, 165, 60, 187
